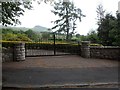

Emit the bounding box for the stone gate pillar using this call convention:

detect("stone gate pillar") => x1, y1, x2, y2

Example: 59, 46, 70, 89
14, 42, 25, 61
81, 41, 90, 58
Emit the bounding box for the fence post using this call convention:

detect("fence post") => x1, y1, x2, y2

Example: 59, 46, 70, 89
13, 42, 25, 61
53, 34, 56, 55
81, 41, 90, 58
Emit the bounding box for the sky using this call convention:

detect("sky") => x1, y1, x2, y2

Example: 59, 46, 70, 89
16, 0, 120, 35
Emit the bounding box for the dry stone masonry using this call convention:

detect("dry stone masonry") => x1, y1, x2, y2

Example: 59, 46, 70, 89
2, 41, 120, 62
2, 47, 13, 62
13, 42, 25, 61
90, 46, 120, 60
81, 41, 90, 58
2, 42, 25, 62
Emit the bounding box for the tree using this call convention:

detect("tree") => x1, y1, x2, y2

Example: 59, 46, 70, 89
96, 4, 120, 46
75, 33, 80, 38
79, 35, 88, 41
97, 13, 120, 46
96, 4, 105, 25
109, 12, 120, 46
1, 1, 33, 26
97, 14, 116, 45
115, 13, 120, 46
16, 33, 32, 41
51, 0, 85, 40
41, 32, 51, 41
2, 28, 14, 34
2, 33, 17, 41
0, 0, 54, 26
25, 29, 39, 42
87, 30, 99, 43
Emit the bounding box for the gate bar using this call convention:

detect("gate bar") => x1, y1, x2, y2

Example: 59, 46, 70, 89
53, 34, 56, 55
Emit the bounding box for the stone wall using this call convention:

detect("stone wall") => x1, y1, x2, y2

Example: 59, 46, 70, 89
14, 43, 25, 61
2, 42, 25, 62
2, 47, 13, 62
2, 41, 120, 62
81, 41, 90, 58
90, 46, 120, 60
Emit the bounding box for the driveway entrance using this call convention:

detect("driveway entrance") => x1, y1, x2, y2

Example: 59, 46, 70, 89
2, 55, 119, 88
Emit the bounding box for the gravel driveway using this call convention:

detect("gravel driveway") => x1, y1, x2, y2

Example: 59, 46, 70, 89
3, 55, 119, 69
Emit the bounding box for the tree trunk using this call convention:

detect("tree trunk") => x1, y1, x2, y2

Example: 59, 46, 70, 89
66, 7, 69, 41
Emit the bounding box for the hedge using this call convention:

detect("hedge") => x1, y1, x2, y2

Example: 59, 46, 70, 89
1, 41, 103, 48
1, 41, 81, 54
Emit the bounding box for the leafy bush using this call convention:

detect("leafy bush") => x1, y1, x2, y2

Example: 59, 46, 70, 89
2, 33, 32, 42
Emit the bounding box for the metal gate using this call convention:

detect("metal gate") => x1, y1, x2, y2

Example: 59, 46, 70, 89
25, 33, 81, 57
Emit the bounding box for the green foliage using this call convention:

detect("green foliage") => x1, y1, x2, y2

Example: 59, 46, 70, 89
87, 30, 99, 43
74, 31, 100, 44
41, 32, 51, 41
2, 28, 14, 34
2, 33, 17, 41
79, 35, 88, 41
2, 28, 32, 41
97, 13, 120, 46
1, 2, 32, 26
76, 34, 80, 38
96, 4, 120, 46
25, 29, 40, 42
1, 28, 54, 42
2, 33, 32, 41
1, 0, 54, 26
16, 33, 32, 41
113, 13, 120, 46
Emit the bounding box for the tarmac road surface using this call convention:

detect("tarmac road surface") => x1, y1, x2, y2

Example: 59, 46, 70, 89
2, 55, 119, 88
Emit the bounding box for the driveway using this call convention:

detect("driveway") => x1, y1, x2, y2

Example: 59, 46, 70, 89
2, 55, 119, 88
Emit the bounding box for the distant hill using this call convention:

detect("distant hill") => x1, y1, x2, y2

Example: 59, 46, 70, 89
32, 25, 49, 32
0, 25, 29, 31
0, 25, 51, 32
